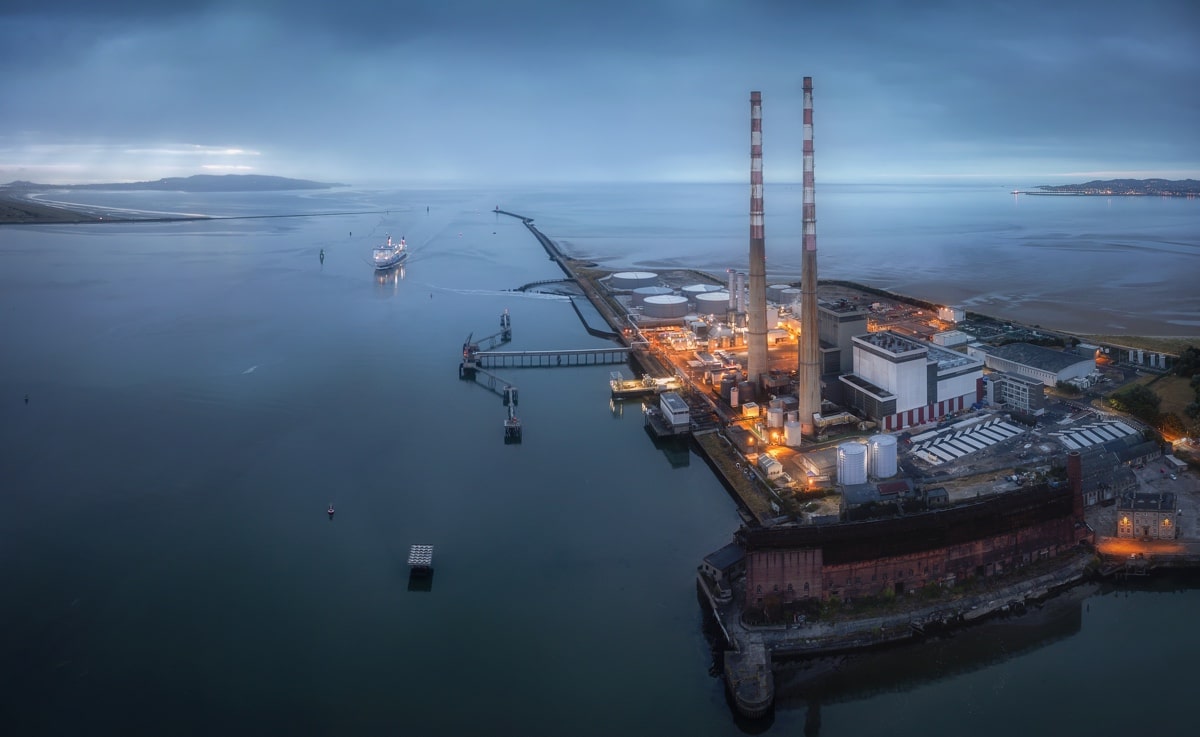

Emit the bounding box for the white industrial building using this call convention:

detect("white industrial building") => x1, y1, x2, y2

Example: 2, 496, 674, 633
840, 330, 984, 432
967, 342, 1094, 387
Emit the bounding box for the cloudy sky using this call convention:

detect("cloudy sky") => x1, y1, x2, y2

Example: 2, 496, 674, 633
2, 0, 1197, 186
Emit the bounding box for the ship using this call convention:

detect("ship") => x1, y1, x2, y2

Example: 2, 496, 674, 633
373, 234, 407, 270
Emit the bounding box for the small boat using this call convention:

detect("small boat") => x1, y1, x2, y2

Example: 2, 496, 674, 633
327, 503, 335, 517
373, 234, 407, 270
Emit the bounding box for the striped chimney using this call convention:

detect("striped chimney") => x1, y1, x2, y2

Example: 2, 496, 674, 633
796, 76, 821, 435
746, 91, 768, 393
802, 77, 816, 253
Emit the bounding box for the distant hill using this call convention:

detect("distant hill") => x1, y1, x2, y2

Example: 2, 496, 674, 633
1035, 178, 1200, 196
2, 174, 344, 192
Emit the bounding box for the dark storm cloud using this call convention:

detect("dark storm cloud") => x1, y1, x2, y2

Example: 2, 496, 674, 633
2, 0, 1197, 183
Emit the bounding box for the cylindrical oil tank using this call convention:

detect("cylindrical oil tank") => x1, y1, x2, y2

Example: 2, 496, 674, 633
868, 434, 898, 478
837, 442, 868, 486
767, 406, 784, 428
730, 384, 740, 408
784, 419, 803, 448
682, 283, 723, 297
611, 271, 659, 289
767, 284, 792, 303
779, 288, 802, 307
719, 374, 736, 402
642, 295, 689, 319
694, 291, 732, 314
631, 285, 673, 306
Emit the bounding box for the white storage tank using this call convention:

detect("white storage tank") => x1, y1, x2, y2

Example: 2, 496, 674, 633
784, 419, 803, 447
611, 271, 659, 289
867, 434, 898, 478
631, 285, 673, 306
779, 288, 802, 307
682, 283, 723, 297
767, 406, 785, 428
837, 442, 868, 486
642, 295, 689, 319
693, 291, 732, 313
767, 284, 792, 303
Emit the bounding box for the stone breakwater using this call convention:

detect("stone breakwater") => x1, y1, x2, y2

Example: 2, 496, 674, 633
699, 550, 1094, 718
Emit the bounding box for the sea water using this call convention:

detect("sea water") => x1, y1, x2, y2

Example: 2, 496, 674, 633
1, 184, 1196, 736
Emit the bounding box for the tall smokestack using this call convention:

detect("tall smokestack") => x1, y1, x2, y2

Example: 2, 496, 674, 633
746, 91, 768, 394
796, 76, 821, 435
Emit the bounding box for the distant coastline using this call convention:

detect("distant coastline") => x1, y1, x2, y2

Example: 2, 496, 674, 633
0, 174, 351, 225
2, 173, 343, 193
1020, 177, 1200, 197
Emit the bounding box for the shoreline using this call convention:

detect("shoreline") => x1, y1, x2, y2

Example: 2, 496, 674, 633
498, 208, 1198, 720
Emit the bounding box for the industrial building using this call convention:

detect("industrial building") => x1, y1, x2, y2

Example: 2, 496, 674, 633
985, 371, 1048, 415
968, 342, 1095, 387
1116, 492, 1177, 540
818, 299, 870, 375
839, 330, 984, 431
738, 483, 1090, 603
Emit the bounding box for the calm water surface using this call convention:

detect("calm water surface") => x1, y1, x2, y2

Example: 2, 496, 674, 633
1, 185, 1196, 736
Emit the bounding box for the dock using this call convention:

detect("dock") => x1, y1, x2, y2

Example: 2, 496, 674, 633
610, 371, 681, 399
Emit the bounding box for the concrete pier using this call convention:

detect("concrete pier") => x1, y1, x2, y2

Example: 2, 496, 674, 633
476, 347, 629, 368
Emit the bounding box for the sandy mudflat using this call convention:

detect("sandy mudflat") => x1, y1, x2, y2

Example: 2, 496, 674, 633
0, 194, 105, 224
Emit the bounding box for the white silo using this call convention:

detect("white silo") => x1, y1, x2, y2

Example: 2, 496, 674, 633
643, 295, 689, 319
837, 442, 868, 486
694, 291, 732, 314
767, 284, 791, 303
784, 422, 802, 447
767, 406, 785, 429
631, 285, 673, 306
611, 271, 659, 289
682, 283, 723, 297
780, 288, 802, 308
784, 411, 802, 447
867, 434, 898, 478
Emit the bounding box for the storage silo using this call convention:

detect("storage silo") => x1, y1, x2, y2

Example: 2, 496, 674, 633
767, 284, 792, 303
682, 284, 723, 297
611, 271, 659, 289
631, 285, 673, 306
782, 422, 801, 451
837, 442, 868, 486
779, 288, 802, 307
867, 434, 898, 478
642, 295, 689, 319
694, 291, 732, 314
767, 406, 785, 428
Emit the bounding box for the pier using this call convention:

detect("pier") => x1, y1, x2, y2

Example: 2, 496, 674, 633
476, 347, 629, 369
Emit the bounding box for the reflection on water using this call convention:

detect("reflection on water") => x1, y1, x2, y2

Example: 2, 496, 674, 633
773, 590, 1086, 711
374, 263, 405, 292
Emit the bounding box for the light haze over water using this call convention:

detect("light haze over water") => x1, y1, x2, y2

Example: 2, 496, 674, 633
1, 183, 1197, 735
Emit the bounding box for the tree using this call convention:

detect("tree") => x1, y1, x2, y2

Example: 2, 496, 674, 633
1108, 384, 1161, 425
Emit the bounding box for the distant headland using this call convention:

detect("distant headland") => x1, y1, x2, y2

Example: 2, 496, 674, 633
1023, 178, 1200, 196
0, 174, 347, 224
2, 174, 344, 193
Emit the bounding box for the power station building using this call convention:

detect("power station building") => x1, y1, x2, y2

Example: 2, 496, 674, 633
818, 300, 870, 375
967, 342, 1095, 387
985, 371, 1048, 415
839, 330, 984, 431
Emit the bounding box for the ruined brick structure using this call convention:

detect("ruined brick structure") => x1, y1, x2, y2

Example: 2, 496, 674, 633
739, 484, 1091, 604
